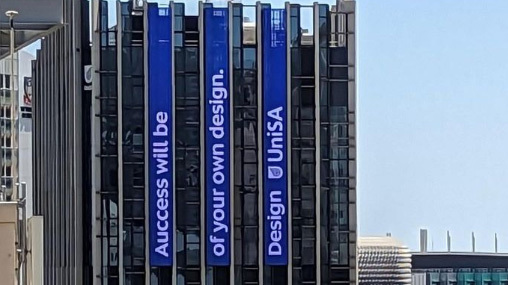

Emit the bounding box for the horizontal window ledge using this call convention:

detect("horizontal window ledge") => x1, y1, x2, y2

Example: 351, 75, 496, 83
95, 114, 117, 118
96, 190, 119, 194
95, 96, 117, 100
96, 154, 118, 158
96, 70, 117, 74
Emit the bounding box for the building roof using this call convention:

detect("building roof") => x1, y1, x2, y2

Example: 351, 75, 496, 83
412, 252, 508, 269
0, 0, 63, 59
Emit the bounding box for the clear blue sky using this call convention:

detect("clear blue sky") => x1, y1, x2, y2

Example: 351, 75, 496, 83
26, 0, 508, 252
357, 0, 508, 253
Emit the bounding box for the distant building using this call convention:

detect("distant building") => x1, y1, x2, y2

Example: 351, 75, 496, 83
412, 252, 508, 285
412, 230, 508, 285
358, 236, 412, 285
0, 50, 34, 211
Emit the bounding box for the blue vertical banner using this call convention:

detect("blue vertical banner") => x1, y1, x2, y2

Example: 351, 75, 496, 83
262, 8, 288, 265
148, 4, 173, 266
205, 7, 231, 266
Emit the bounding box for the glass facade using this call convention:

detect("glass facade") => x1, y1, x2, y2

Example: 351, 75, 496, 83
290, 4, 318, 284
33, 1, 356, 284
319, 4, 352, 284
232, 4, 260, 285
98, 1, 120, 283
120, 2, 146, 283
173, 3, 201, 284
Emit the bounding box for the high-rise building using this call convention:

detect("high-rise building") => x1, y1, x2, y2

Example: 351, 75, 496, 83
32, 1, 357, 284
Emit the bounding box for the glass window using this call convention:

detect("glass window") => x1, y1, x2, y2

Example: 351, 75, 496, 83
330, 67, 348, 79
233, 48, 241, 69
186, 205, 199, 226
174, 3, 184, 16
330, 47, 348, 65
4, 75, 10, 89
233, 17, 242, 48
186, 243, 199, 265
185, 75, 199, 98
175, 16, 183, 32
243, 227, 258, 265
330, 82, 348, 106
301, 48, 314, 76
291, 49, 301, 75
175, 48, 185, 71
175, 33, 183, 47
290, 18, 299, 47
302, 241, 315, 265
243, 193, 257, 225
185, 47, 198, 72
243, 48, 256, 69
301, 87, 314, 107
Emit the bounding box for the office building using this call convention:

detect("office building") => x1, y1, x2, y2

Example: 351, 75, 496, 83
412, 230, 508, 285
358, 236, 412, 285
32, 1, 357, 284
412, 253, 508, 285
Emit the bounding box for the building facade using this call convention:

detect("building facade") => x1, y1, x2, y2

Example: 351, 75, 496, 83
32, 0, 357, 284
0, 50, 34, 207
31, 0, 91, 284
412, 253, 508, 285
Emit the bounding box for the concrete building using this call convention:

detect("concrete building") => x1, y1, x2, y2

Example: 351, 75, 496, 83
31, 0, 357, 284
358, 236, 412, 285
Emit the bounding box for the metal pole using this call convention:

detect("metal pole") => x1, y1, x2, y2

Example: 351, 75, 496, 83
6, 10, 18, 200
20, 182, 27, 285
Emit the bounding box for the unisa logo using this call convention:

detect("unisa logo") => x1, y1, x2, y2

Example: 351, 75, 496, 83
268, 166, 283, 179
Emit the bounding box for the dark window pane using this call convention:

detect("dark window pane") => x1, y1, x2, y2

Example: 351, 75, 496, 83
185, 47, 198, 72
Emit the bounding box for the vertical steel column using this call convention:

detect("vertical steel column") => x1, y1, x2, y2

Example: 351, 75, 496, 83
116, 1, 125, 283
170, 2, 177, 284
313, 3, 322, 285
285, 3, 292, 284
198, 2, 206, 284
90, 0, 102, 282
343, 1, 358, 283
256, 2, 264, 284
8, 11, 18, 200
228, 2, 235, 284
143, 2, 150, 283
72, 0, 84, 282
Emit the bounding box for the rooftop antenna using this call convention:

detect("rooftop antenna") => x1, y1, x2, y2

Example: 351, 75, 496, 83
472, 232, 476, 253
447, 231, 451, 252
495, 233, 498, 253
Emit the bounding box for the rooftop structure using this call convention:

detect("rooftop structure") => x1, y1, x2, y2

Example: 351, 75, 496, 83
358, 236, 412, 285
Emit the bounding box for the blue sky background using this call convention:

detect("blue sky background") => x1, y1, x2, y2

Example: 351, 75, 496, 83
356, 0, 508, 252
25, 0, 508, 252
